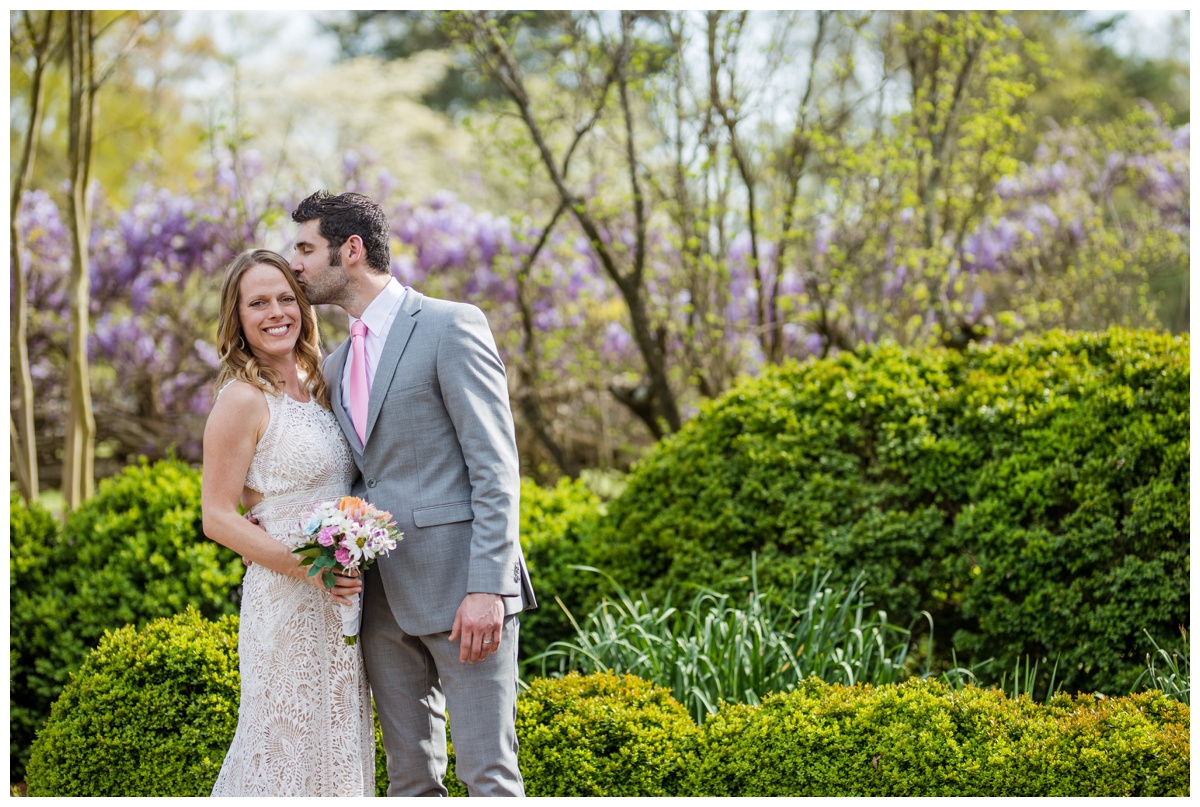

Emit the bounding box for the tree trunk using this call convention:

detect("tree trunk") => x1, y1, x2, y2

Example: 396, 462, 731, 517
463, 11, 682, 437
63, 10, 97, 510
9, 11, 56, 502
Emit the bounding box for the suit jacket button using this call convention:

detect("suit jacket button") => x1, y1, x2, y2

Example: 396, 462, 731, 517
367, 478, 377, 488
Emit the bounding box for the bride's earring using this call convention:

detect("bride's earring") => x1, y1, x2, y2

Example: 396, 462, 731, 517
238, 335, 246, 350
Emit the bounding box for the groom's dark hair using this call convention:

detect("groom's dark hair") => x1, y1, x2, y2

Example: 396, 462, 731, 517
291, 191, 392, 274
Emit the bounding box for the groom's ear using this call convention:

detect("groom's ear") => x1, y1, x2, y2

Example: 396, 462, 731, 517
343, 234, 365, 268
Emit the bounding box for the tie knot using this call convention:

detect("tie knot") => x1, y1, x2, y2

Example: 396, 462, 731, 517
351, 319, 367, 339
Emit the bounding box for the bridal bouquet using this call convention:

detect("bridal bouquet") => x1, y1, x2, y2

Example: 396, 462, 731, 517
292, 496, 402, 644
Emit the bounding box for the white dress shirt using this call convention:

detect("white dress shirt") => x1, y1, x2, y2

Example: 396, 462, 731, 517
340, 278, 407, 420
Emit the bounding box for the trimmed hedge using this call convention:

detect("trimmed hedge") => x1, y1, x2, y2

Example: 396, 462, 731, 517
515, 672, 700, 796
24, 608, 241, 796
25, 612, 696, 797
9, 458, 245, 779
27, 624, 1188, 799
688, 677, 1190, 796
24, 609, 393, 797
585, 329, 1189, 694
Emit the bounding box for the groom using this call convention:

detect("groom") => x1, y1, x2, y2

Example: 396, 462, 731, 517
288, 191, 536, 797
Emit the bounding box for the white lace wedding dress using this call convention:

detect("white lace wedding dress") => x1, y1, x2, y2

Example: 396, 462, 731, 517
211, 387, 374, 797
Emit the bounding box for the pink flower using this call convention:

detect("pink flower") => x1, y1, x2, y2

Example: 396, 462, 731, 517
317, 526, 338, 547
335, 547, 352, 566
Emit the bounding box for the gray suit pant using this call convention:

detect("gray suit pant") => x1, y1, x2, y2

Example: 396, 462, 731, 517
361, 569, 524, 797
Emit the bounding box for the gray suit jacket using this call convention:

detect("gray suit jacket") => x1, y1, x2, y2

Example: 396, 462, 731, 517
323, 288, 536, 636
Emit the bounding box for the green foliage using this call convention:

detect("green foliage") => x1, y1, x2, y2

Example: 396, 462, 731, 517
586, 329, 1188, 695
516, 476, 604, 667
25, 623, 1188, 798
9, 458, 244, 779
533, 563, 938, 722
24, 609, 240, 796
9, 493, 62, 774
687, 677, 1190, 796
516, 672, 700, 797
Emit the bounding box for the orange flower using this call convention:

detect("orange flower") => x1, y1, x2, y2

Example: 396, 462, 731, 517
338, 495, 367, 513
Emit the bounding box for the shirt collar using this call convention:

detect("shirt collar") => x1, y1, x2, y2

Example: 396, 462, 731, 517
350, 277, 406, 336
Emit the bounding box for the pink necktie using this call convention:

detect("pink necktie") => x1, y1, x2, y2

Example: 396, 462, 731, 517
349, 319, 369, 444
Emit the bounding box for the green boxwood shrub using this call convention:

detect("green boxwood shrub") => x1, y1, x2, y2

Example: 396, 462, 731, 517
585, 329, 1188, 694
24, 608, 241, 796
687, 677, 1189, 796
10, 458, 245, 779
26, 628, 1187, 799
515, 672, 700, 796
516, 476, 604, 667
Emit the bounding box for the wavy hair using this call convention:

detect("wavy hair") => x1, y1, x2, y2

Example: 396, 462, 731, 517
214, 249, 331, 409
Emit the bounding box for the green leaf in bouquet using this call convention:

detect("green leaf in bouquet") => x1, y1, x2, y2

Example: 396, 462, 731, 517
321, 570, 336, 590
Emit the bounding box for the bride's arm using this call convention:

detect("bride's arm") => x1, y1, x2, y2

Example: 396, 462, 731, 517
201, 382, 362, 605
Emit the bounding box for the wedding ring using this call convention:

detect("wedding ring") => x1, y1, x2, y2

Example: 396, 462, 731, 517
483, 638, 493, 644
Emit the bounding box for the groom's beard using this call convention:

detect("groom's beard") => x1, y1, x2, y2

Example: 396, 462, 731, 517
299, 250, 348, 307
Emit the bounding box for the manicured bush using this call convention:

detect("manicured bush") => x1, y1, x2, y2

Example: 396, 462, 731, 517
24, 609, 240, 796
403, 672, 705, 797
586, 329, 1188, 695
516, 671, 701, 796
10, 458, 244, 779
516, 476, 604, 667
687, 677, 1189, 796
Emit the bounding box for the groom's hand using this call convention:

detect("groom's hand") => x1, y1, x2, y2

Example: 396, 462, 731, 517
241, 511, 264, 566
449, 593, 504, 663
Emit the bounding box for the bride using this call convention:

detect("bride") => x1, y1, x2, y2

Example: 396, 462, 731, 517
201, 248, 374, 796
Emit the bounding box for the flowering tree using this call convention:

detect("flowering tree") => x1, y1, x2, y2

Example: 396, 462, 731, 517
16, 146, 281, 488
10, 10, 1189, 491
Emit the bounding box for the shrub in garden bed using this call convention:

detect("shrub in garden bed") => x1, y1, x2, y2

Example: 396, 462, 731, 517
26, 623, 1187, 799
688, 677, 1190, 796
513, 671, 700, 797
585, 328, 1189, 695
24, 609, 241, 796
9, 457, 245, 779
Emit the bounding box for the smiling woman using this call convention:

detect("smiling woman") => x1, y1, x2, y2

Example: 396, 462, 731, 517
199, 247, 375, 795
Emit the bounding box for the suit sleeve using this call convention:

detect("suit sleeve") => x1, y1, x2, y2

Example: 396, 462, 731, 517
435, 303, 522, 596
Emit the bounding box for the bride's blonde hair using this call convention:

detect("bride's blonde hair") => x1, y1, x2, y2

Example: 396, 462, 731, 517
214, 249, 331, 409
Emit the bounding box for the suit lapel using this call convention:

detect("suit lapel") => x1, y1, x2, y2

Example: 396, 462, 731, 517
364, 288, 423, 443
324, 336, 361, 457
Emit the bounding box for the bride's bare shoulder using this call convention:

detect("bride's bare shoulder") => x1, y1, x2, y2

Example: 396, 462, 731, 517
210, 380, 270, 419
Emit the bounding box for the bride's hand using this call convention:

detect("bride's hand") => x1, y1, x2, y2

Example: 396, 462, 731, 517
304, 568, 363, 606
